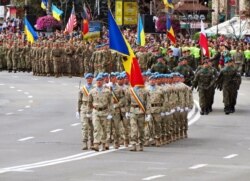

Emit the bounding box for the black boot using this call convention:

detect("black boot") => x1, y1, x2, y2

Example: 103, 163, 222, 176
224, 106, 230, 115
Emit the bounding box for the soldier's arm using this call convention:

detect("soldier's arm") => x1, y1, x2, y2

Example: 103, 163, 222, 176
77, 90, 83, 112
88, 91, 93, 112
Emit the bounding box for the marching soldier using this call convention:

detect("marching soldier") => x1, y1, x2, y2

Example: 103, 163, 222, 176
216, 56, 241, 114
77, 73, 95, 150
88, 75, 112, 152
51, 42, 63, 78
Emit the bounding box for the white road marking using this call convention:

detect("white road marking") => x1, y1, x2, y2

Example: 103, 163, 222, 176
238, 93, 245, 96
29, 100, 33, 103
74, 85, 79, 88
9, 86, 15, 89
223, 154, 238, 159
12, 76, 19, 78
188, 105, 195, 119
25, 105, 31, 108
61, 83, 68, 86
188, 100, 201, 126
71, 123, 80, 127
142, 175, 165, 180
11, 170, 34, 173
189, 164, 208, 169
18, 137, 34, 142
0, 83, 5, 86
6, 112, 14, 115
48, 80, 55, 83
50, 129, 63, 133
0, 105, 202, 174
17, 109, 24, 112
28, 95, 33, 98
17, 89, 23, 92
31, 78, 38, 80
24, 92, 29, 95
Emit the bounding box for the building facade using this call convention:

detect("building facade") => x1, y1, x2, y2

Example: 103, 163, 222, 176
212, 0, 247, 25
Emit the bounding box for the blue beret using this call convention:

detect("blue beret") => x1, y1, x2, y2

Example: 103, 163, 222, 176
102, 73, 109, 77
110, 72, 116, 77
96, 75, 103, 81
84, 73, 94, 79
149, 75, 155, 80
116, 75, 123, 80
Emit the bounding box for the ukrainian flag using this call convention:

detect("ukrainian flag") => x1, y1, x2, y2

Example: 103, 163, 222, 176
163, 0, 174, 9
24, 17, 38, 43
136, 14, 146, 46
41, 0, 47, 10
52, 4, 63, 21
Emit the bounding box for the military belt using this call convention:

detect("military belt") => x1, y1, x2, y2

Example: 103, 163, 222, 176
131, 105, 140, 108
94, 107, 107, 111
151, 103, 163, 107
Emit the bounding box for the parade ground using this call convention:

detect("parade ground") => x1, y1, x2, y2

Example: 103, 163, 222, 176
1, 72, 250, 181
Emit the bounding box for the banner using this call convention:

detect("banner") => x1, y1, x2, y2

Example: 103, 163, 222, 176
115, 0, 138, 25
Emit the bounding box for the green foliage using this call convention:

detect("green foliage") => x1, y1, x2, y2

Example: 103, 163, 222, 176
192, 32, 200, 40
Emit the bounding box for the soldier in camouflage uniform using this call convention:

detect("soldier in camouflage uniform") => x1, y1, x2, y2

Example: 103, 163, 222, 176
145, 75, 165, 147
106, 72, 125, 149
216, 56, 241, 114
65, 43, 75, 78
77, 73, 95, 150
151, 56, 170, 74
88, 75, 112, 152
127, 85, 147, 151
51, 42, 63, 78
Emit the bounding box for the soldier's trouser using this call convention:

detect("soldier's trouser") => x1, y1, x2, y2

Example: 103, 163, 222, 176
12, 58, 17, 71
93, 114, 107, 144
165, 114, 173, 136
179, 109, 186, 131
199, 89, 210, 110
7, 59, 12, 70
182, 111, 188, 131
25, 57, 32, 71
144, 119, 154, 141
235, 63, 243, 74
66, 58, 72, 75
152, 113, 162, 139
230, 89, 238, 108
0, 58, 3, 69
245, 61, 250, 76
208, 87, 215, 108
130, 113, 145, 145
45, 60, 50, 74
121, 112, 130, 141
173, 111, 181, 134
106, 112, 121, 144
81, 112, 94, 143
53, 59, 60, 75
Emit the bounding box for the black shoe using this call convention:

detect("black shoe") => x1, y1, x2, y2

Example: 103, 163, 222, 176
225, 110, 230, 115
200, 111, 204, 115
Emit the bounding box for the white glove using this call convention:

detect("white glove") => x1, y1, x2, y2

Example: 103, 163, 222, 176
180, 108, 184, 112
107, 114, 112, 120
75, 112, 80, 119
176, 107, 181, 111
86, 113, 92, 118
165, 112, 170, 116
170, 109, 175, 114
160, 112, 165, 117
185, 107, 189, 111
145, 114, 152, 122
125, 112, 130, 119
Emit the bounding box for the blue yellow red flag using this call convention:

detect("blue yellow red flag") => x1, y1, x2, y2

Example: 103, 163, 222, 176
24, 17, 38, 44
166, 14, 176, 44
52, 4, 63, 21
136, 14, 146, 46
108, 10, 144, 87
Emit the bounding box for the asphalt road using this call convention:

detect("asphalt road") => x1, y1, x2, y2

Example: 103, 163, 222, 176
0, 71, 250, 181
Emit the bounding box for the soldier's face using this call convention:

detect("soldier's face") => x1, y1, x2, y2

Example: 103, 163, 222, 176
149, 79, 155, 85
86, 78, 93, 84
110, 76, 117, 83
117, 79, 124, 85
96, 80, 103, 87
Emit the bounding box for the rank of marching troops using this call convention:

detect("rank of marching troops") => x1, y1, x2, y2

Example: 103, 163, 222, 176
77, 71, 193, 152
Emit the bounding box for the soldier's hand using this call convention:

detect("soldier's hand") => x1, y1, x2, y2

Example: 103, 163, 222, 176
145, 114, 152, 122
75, 112, 80, 119
86, 113, 92, 118
107, 114, 112, 120
125, 112, 130, 119
160, 112, 165, 117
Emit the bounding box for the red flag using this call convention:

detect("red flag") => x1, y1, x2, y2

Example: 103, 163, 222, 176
64, 6, 77, 33
130, 57, 144, 87
82, 19, 89, 36
199, 20, 209, 58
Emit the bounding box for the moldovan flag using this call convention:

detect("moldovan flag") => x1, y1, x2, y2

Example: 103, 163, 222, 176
199, 20, 209, 58
108, 10, 144, 87
24, 17, 38, 43
136, 14, 146, 46
166, 14, 176, 44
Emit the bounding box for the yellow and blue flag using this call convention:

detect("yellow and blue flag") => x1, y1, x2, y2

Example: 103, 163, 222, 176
24, 17, 38, 43
52, 4, 63, 21
108, 10, 144, 87
166, 14, 176, 44
136, 14, 146, 46
41, 0, 47, 10
163, 0, 174, 9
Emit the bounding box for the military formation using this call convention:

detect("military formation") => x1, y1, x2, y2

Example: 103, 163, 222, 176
77, 72, 193, 152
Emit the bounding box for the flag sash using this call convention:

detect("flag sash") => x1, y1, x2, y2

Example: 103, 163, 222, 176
82, 86, 89, 97
110, 88, 119, 104
129, 87, 146, 113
